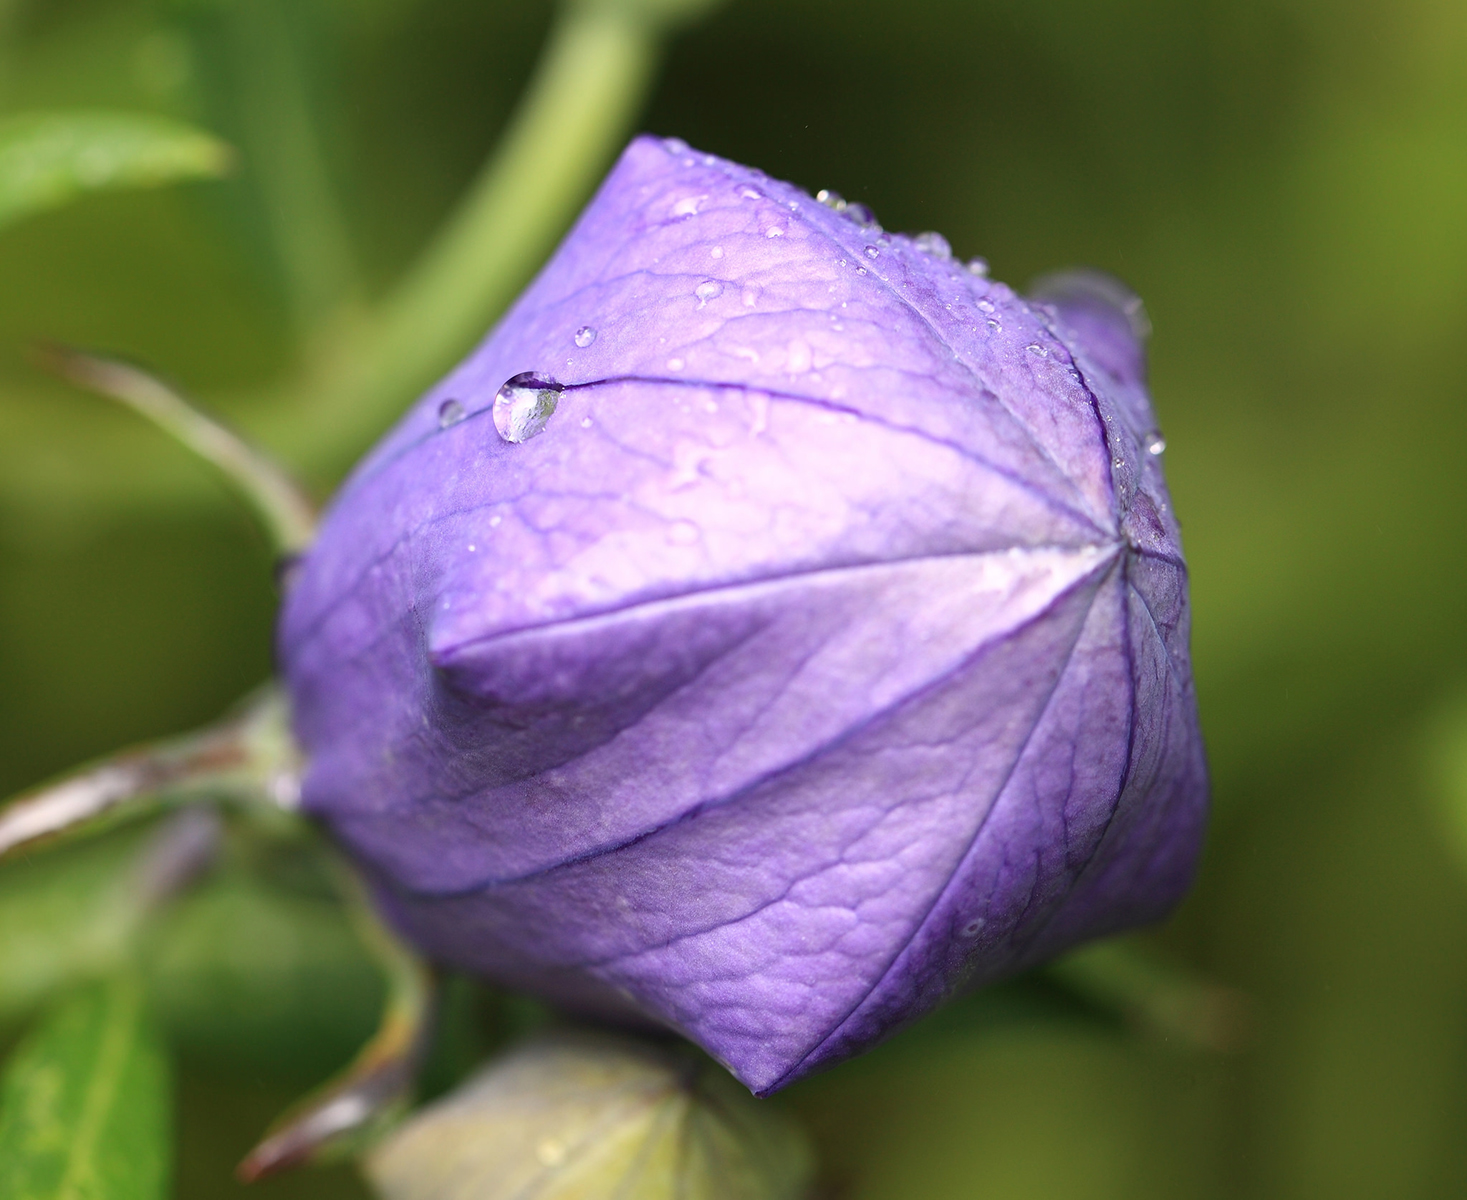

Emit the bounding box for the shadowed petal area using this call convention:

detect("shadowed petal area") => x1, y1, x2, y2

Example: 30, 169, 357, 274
278, 135, 1208, 1093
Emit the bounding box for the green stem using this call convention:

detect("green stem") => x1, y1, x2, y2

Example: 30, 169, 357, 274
268, 2, 661, 478
237, 853, 437, 1180
218, 0, 361, 335
37, 347, 317, 554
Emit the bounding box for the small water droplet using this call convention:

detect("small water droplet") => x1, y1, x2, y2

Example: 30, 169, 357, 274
741, 188, 761, 200
1027, 343, 1048, 357
856, 266, 867, 275
580, 417, 593, 428
695, 280, 723, 304
843, 201, 879, 230
488, 514, 502, 526
986, 319, 1000, 331
913, 231, 952, 259
766, 226, 784, 238
437, 398, 466, 428
966, 257, 990, 276
977, 299, 995, 313
492, 373, 562, 443
666, 357, 685, 371
863, 245, 880, 260
816, 188, 844, 209
1146, 432, 1167, 455
710, 245, 724, 258
1112, 457, 1125, 469
667, 520, 700, 545
573, 325, 596, 348
662, 137, 689, 154
962, 918, 985, 937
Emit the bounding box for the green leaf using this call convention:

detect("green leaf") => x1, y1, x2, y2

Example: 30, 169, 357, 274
0, 111, 232, 232
0, 976, 171, 1200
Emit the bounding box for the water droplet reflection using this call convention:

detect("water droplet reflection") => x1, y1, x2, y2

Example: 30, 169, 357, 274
493, 373, 562, 443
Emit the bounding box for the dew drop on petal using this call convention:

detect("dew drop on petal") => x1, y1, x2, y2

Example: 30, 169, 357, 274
493, 373, 562, 443
913, 231, 952, 259
816, 188, 844, 209
966, 256, 990, 276
437, 398, 466, 428
1146, 431, 1167, 456
574, 326, 596, 348
695, 280, 723, 303
863, 245, 880, 260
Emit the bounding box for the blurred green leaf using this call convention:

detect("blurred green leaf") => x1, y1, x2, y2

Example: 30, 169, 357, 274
0, 830, 152, 1025
0, 975, 171, 1200
142, 858, 382, 1080
0, 111, 232, 232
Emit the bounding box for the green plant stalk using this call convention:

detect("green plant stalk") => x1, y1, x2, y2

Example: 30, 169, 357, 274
270, 2, 662, 479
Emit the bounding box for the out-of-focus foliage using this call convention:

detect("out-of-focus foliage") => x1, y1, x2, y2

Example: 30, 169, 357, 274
1, 0, 1465, 1196
0, 110, 230, 230
0, 976, 171, 1200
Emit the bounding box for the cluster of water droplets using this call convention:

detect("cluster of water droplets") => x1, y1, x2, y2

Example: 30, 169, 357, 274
492, 373, 563, 443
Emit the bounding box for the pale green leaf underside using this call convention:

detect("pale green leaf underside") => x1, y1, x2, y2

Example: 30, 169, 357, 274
0, 976, 171, 1200
0, 111, 231, 231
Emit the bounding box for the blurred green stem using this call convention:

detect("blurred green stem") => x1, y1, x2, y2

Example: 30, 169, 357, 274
237, 853, 437, 1180
219, 0, 361, 336
269, 1, 662, 478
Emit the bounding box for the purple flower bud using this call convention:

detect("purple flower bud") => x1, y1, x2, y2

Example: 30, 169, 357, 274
279, 137, 1208, 1095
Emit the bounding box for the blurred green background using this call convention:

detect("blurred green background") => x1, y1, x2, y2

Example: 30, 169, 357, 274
2, 0, 1466, 1196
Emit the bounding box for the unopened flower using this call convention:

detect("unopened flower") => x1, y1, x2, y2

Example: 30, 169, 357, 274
279, 136, 1207, 1095
366, 1032, 812, 1200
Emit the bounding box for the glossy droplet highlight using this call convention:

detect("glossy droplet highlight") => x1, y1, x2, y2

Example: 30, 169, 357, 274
695, 280, 723, 304
1146, 432, 1167, 456
816, 188, 844, 209
493, 373, 562, 443
863, 245, 880, 260
437, 399, 466, 429
966, 257, 990, 276
913, 231, 952, 260
574, 326, 596, 348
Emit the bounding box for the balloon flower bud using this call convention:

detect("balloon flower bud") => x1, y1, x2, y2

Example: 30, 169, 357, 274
279, 137, 1208, 1095
366, 1033, 812, 1200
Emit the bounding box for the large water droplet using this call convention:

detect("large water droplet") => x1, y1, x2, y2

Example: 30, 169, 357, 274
863, 245, 880, 260
574, 326, 596, 348
913, 231, 952, 260
437, 398, 466, 428
493, 373, 562, 443
1145, 431, 1167, 456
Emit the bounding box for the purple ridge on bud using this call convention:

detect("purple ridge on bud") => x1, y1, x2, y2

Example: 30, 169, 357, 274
278, 136, 1208, 1095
